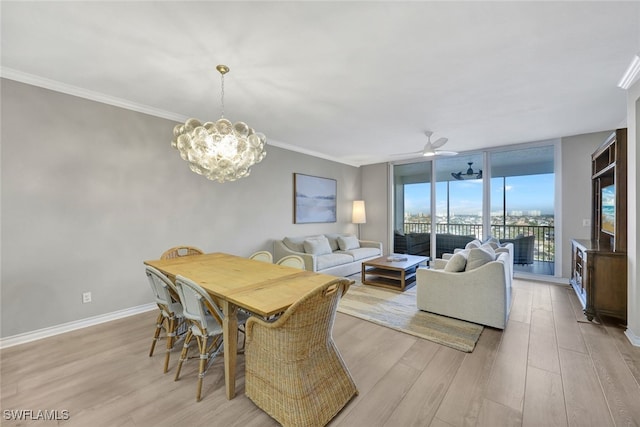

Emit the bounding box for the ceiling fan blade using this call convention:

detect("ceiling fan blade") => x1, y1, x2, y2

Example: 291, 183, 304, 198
435, 150, 458, 156
390, 150, 423, 157
431, 137, 448, 149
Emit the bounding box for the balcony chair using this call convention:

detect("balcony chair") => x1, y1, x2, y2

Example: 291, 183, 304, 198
501, 235, 535, 265
244, 278, 357, 426
145, 266, 186, 373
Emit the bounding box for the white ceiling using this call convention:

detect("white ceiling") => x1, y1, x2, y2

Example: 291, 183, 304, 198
2, 1, 639, 166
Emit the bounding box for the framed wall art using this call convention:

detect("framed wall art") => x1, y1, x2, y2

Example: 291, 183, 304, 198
293, 173, 337, 224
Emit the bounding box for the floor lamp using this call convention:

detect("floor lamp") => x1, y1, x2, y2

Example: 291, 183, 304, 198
352, 200, 366, 239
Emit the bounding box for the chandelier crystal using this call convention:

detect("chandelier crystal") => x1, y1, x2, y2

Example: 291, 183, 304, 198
171, 65, 266, 183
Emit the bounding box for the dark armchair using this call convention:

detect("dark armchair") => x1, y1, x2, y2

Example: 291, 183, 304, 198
501, 235, 535, 265
394, 231, 430, 256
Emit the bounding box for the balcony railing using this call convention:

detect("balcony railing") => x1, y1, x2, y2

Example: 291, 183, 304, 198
402, 222, 555, 262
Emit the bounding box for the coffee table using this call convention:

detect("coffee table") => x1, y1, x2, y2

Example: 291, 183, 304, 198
361, 254, 429, 291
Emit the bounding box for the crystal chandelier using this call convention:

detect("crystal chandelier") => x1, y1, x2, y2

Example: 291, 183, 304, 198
171, 65, 266, 183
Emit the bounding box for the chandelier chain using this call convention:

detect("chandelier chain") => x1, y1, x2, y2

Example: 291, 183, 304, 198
220, 72, 225, 118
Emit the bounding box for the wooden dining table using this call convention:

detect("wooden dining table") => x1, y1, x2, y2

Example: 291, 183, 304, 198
143, 252, 341, 399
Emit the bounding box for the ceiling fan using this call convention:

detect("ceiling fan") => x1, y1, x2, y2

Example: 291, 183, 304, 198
451, 162, 482, 180
392, 131, 458, 158
421, 131, 458, 157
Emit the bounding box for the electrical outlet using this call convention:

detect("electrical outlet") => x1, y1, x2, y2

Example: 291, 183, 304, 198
82, 292, 92, 303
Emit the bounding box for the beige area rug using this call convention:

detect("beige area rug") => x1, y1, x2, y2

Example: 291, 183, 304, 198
337, 281, 483, 352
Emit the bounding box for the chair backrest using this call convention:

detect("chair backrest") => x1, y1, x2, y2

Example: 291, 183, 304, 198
146, 266, 178, 313
249, 251, 273, 263
174, 275, 224, 330
276, 255, 305, 269
264, 278, 349, 358
160, 246, 204, 260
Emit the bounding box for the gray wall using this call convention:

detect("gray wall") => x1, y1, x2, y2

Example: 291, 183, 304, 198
361, 162, 389, 251
559, 131, 613, 278
1, 79, 361, 338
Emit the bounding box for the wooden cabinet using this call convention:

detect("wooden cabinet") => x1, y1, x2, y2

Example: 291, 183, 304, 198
570, 239, 627, 321
570, 129, 627, 322
591, 129, 627, 252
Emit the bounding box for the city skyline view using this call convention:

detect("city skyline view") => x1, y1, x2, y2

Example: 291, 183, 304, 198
404, 173, 555, 216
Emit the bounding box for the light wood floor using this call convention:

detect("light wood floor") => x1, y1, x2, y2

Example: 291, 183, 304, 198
2, 279, 640, 427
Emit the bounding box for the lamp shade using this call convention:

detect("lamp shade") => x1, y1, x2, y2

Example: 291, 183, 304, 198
352, 200, 367, 224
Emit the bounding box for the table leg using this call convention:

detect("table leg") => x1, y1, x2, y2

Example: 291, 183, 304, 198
222, 300, 238, 399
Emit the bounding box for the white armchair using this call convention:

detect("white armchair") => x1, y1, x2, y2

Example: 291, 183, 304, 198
416, 251, 512, 329
449, 240, 514, 279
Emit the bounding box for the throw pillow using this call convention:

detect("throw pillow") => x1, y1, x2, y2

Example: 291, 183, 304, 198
484, 236, 501, 245
465, 240, 481, 250
337, 235, 360, 250
323, 234, 341, 251
465, 247, 495, 271
444, 252, 467, 272
480, 243, 496, 258
283, 235, 323, 253
303, 237, 332, 255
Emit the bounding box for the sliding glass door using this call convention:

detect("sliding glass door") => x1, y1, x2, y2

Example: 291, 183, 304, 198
435, 154, 484, 238
490, 145, 555, 275
392, 143, 557, 277
393, 162, 432, 256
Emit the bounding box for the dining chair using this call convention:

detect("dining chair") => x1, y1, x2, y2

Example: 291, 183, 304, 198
173, 275, 249, 401
276, 254, 305, 269
145, 266, 186, 373
160, 246, 204, 260
249, 250, 273, 263
244, 278, 357, 427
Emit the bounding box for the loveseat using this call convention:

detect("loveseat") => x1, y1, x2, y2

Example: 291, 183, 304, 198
416, 246, 512, 329
273, 234, 382, 277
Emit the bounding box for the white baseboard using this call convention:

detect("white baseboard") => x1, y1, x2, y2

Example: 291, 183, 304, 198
513, 272, 569, 285
625, 328, 640, 347
0, 303, 156, 349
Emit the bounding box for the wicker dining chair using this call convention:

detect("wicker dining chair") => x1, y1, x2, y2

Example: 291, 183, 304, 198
276, 254, 305, 269
160, 246, 204, 260
244, 278, 358, 426
249, 250, 273, 263
173, 275, 249, 402
145, 266, 186, 373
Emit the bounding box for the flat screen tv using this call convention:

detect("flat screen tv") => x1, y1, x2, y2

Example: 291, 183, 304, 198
601, 184, 615, 235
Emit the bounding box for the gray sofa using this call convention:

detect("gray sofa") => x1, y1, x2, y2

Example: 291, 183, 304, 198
274, 233, 382, 277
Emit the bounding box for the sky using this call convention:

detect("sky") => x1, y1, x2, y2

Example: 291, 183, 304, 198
404, 173, 555, 216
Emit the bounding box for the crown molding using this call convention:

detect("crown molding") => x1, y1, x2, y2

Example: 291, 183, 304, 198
1, 67, 186, 122
1, 67, 360, 167
618, 54, 640, 90
266, 138, 361, 167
